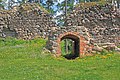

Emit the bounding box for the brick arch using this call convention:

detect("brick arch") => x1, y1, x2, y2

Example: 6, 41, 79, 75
56, 32, 87, 57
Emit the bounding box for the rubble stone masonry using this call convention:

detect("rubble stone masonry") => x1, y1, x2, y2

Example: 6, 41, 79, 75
0, 3, 57, 40
65, 3, 120, 45
0, 3, 119, 44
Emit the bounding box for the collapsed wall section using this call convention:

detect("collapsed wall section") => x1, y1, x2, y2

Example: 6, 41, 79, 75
0, 3, 57, 40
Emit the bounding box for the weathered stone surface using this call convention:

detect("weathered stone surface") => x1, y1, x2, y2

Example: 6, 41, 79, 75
115, 47, 120, 52
65, 4, 120, 46
92, 45, 103, 52
0, 3, 57, 40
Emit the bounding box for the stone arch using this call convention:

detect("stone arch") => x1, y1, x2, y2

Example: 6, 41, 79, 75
56, 32, 86, 57
46, 31, 88, 58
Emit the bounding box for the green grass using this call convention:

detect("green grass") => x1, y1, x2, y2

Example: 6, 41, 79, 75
0, 38, 120, 80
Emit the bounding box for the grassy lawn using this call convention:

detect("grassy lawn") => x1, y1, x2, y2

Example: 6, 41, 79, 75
0, 38, 120, 80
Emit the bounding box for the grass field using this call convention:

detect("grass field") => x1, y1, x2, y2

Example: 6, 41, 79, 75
0, 38, 120, 80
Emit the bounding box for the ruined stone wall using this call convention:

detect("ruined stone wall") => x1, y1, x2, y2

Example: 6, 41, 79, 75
0, 3, 120, 46
0, 3, 57, 40
66, 4, 120, 45
46, 26, 92, 55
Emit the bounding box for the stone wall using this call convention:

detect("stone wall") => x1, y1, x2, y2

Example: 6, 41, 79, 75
0, 3, 57, 40
0, 3, 120, 46
65, 4, 120, 45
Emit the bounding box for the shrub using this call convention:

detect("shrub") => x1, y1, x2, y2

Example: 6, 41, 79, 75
100, 49, 115, 55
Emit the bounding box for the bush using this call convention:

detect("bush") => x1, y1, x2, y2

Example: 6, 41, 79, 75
100, 49, 115, 55
0, 37, 47, 47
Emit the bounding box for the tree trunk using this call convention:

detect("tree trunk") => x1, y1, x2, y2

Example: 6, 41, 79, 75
38, 0, 40, 4
65, 0, 68, 54
65, 0, 67, 18
65, 39, 69, 54
117, 0, 120, 8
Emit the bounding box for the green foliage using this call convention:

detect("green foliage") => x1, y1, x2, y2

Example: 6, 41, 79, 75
0, 37, 46, 47
100, 49, 116, 55
60, 39, 73, 56
100, 49, 109, 55
0, 4, 3, 7
60, 40, 66, 55
0, 37, 25, 47
40, 0, 57, 14
0, 0, 7, 9
118, 46, 120, 48
56, 0, 76, 26
98, 0, 107, 6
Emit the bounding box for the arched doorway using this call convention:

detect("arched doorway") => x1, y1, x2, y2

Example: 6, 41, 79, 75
46, 32, 89, 58
57, 32, 83, 59
60, 34, 80, 59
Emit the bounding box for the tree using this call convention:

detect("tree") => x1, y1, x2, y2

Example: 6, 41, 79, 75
107, 0, 120, 8
116, 0, 120, 8
56, 0, 76, 26
57, 0, 76, 54
28, 0, 41, 3
46, 0, 52, 9
0, 0, 7, 9
65, 0, 67, 18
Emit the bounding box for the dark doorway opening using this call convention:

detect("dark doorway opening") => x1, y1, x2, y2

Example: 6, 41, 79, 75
60, 35, 80, 59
